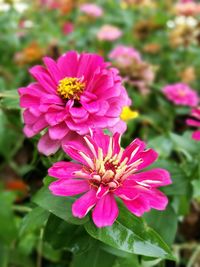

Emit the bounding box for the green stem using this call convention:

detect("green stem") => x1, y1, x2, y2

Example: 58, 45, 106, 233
13, 205, 32, 213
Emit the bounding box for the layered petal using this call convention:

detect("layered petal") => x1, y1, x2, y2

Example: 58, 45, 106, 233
49, 179, 89, 196
72, 189, 97, 218
92, 194, 119, 227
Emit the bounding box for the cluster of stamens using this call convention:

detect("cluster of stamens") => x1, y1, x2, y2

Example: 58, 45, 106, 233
77, 137, 144, 191
57, 77, 85, 100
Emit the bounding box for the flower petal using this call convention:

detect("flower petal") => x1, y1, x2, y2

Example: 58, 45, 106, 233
129, 168, 172, 187
72, 188, 97, 218
92, 194, 119, 227
38, 132, 60, 156
48, 161, 83, 179
192, 130, 200, 141
49, 179, 89, 196
123, 197, 150, 217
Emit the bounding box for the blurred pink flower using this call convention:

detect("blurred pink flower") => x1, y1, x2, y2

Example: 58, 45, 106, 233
109, 45, 155, 94
49, 130, 171, 228
162, 83, 199, 107
79, 3, 103, 18
175, 0, 200, 16
109, 45, 142, 67
18, 51, 131, 156
97, 25, 122, 41
62, 22, 74, 35
186, 107, 200, 140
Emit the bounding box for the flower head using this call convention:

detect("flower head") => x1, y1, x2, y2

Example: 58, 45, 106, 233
49, 130, 171, 228
79, 3, 103, 18
109, 45, 142, 67
97, 25, 122, 41
186, 107, 200, 140
18, 51, 131, 156
175, 0, 200, 16
162, 83, 198, 107
109, 45, 155, 95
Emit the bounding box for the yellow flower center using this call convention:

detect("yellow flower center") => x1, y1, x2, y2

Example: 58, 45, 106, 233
57, 77, 85, 100
120, 106, 139, 122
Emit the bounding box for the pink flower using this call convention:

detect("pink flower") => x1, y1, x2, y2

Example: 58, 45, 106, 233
62, 22, 74, 35
186, 107, 200, 141
97, 25, 122, 41
162, 83, 199, 107
49, 130, 171, 228
18, 51, 131, 156
175, 0, 200, 16
109, 45, 142, 67
79, 3, 103, 18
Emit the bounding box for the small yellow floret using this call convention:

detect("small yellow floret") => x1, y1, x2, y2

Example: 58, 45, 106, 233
57, 77, 85, 100
120, 106, 139, 122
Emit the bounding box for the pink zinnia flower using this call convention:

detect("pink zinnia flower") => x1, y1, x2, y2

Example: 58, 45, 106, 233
109, 45, 142, 67
62, 22, 74, 35
97, 25, 122, 41
186, 107, 200, 141
175, 0, 200, 16
79, 3, 103, 18
162, 83, 199, 107
49, 130, 171, 228
18, 51, 131, 156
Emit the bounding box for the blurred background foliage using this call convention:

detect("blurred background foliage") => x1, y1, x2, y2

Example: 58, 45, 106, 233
1, 0, 200, 266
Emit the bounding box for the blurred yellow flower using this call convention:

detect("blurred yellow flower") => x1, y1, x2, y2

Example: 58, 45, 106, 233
120, 106, 139, 122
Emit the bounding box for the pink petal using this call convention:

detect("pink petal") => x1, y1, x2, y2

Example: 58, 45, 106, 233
48, 161, 83, 179
123, 197, 150, 217
186, 119, 200, 127
57, 51, 79, 77
48, 123, 69, 140
72, 188, 97, 218
20, 94, 40, 108
45, 106, 67, 126
121, 138, 146, 164
135, 149, 158, 171
43, 56, 63, 83
192, 130, 200, 141
144, 189, 168, 210
129, 168, 172, 187
115, 186, 139, 201
23, 109, 38, 124
38, 132, 60, 156
49, 179, 89, 196
63, 136, 94, 166
32, 116, 48, 133
29, 65, 56, 94
92, 194, 119, 227
23, 125, 36, 138
77, 53, 104, 81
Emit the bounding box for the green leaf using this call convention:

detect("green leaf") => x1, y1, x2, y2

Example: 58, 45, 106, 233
148, 135, 172, 158
0, 89, 20, 110
169, 132, 200, 157
85, 203, 174, 260
19, 207, 49, 236
44, 214, 93, 254
71, 242, 116, 267
0, 243, 9, 267
152, 159, 190, 196
33, 186, 88, 225
113, 255, 141, 267
144, 205, 178, 245
0, 192, 18, 245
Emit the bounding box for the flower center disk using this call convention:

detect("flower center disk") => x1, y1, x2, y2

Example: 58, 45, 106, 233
57, 77, 85, 100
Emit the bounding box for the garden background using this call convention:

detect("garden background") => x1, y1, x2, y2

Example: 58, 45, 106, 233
1, 0, 200, 266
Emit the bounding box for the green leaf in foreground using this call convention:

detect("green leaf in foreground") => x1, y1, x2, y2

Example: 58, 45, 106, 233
19, 207, 49, 236
33, 186, 88, 225
85, 203, 175, 260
